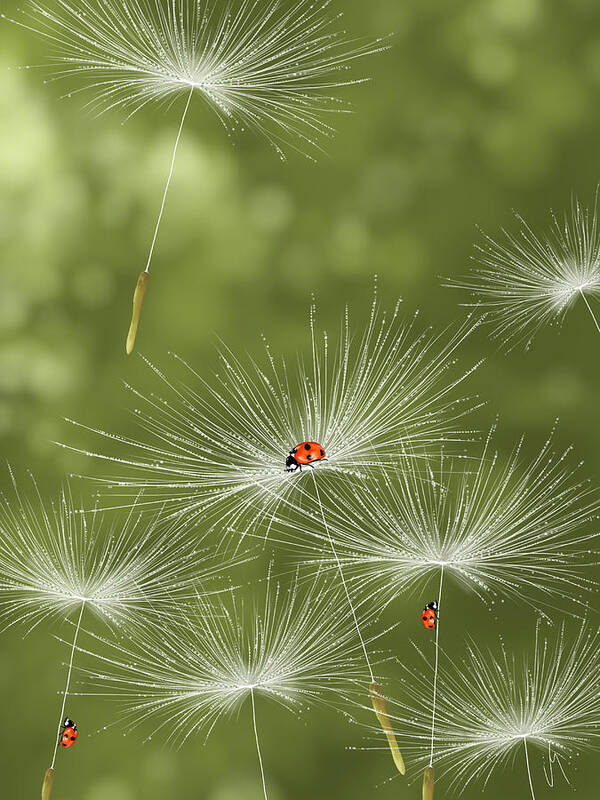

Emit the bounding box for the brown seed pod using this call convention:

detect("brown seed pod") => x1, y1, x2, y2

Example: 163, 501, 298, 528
41, 767, 55, 800
423, 765, 435, 800
126, 271, 150, 355
369, 681, 406, 775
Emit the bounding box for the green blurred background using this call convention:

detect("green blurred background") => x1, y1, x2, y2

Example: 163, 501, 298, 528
1, 0, 600, 797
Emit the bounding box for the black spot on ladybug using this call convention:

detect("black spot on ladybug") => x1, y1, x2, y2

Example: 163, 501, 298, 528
320, 449, 325, 456
292, 448, 297, 454
304, 443, 311, 450
307, 453, 312, 459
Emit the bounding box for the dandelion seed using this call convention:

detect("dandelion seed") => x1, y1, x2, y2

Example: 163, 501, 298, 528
369, 682, 406, 775
41, 767, 54, 800
444, 194, 600, 350
6, 0, 388, 351
63, 292, 483, 535
0, 470, 246, 798
126, 271, 150, 355
284, 426, 600, 775
73, 570, 380, 799
0, 474, 243, 631
422, 765, 435, 800
365, 624, 600, 799
290, 425, 600, 614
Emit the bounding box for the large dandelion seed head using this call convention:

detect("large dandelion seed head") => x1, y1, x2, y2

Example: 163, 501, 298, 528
74, 571, 376, 745
6, 0, 389, 157
63, 292, 483, 533
363, 624, 600, 793
445, 196, 600, 350
0, 470, 243, 630
284, 426, 600, 612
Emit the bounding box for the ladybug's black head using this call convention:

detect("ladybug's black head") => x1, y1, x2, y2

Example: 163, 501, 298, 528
426, 601, 438, 611
285, 453, 298, 471
63, 718, 76, 730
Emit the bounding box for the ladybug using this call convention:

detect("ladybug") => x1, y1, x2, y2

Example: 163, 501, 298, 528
420, 601, 438, 630
285, 441, 326, 472
60, 718, 78, 748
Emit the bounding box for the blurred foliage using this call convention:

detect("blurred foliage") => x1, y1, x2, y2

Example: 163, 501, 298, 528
1, 0, 600, 797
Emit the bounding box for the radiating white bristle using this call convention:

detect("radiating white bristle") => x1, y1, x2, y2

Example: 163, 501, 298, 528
60, 295, 483, 535
283, 424, 600, 613
10, 0, 390, 158
0, 470, 249, 631
359, 623, 600, 796
445, 193, 600, 350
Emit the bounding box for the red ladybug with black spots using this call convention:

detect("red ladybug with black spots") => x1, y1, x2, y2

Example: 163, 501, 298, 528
60, 718, 78, 748
420, 601, 438, 630
286, 441, 326, 472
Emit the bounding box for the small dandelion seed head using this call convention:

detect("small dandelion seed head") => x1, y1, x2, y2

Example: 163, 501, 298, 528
0, 469, 247, 631
363, 623, 600, 793
283, 427, 600, 613
10, 0, 390, 157
62, 293, 483, 537
445, 193, 600, 350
